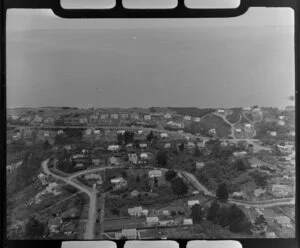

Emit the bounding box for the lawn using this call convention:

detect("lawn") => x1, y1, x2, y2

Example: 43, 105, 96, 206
226, 109, 242, 124
200, 115, 231, 138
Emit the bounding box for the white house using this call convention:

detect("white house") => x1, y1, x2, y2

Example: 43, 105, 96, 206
196, 162, 205, 169
109, 156, 119, 165
115, 229, 137, 239
146, 217, 159, 226
183, 219, 193, 225
269, 131, 277, 137
128, 206, 143, 216
233, 151, 247, 157
144, 115, 152, 121
107, 145, 120, 151
160, 133, 168, 138
187, 200, 200, 208
278, 120, 285, 126
139, 143, 148, 149
100, 114, 108, 119
85, 174, 101, 180
209, 129, 216, 135
244, 123, 252, 128
137, 130, 143, 135
86, 129, 93, 135
148, 170, 162, 178
236, 128, 242, 133
94, 130, 100, 135
128, 153, 138, 164
111, 177, 127, 188
217, 109, 225, 113
184, 116, 192, 121
46, 182, 58, 193
164, 113, 172, 119
57, 130, 64, 135
117, 130, 126, 135
164, 143, 171, 149
194, 117, 201, 122
187, 142, 195, 149
111, 114, 119, 119
140, 153, 149, 160
253, 188, 266, 198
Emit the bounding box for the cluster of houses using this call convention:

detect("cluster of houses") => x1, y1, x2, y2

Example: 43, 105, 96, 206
31, 175, 61, 205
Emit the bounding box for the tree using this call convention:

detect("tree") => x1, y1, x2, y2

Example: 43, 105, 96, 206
255, 214, 267, 226
42, 140, 51, 150
194, 145, 202, 157
121, 171, 127, 178
216, 182, 229, 202
154, 177, 158, 187
190, 204, 204, 224
206, 200, 220, 221
136, 175, 140, 183
171, 177, 188, 195
24, 217, 45, 239
178, 142, 185, 152
134, 140, 140, 149
156, 150, 168, 167
234, 158, 249, 171
117, 133, 124, 145
165, 170, 177, 181
146, 131, 154, 143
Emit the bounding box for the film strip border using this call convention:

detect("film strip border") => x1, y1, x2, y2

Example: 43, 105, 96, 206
4, 0, 298, 18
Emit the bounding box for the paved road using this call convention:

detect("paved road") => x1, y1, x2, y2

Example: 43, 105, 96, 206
41, 159, 96, 239
180, 170, 295, 208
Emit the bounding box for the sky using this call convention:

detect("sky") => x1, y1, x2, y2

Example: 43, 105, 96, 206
6, 7, 295, 109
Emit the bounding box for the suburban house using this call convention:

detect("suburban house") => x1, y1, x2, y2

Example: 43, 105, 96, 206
86, 129, 93, 135
128, 206, 143, 216
100, 114, 108, 119
137, 130, 143, 135
253, 188, 266, 198
128, 153, 138, 164
117, 130, 126, 135
92, 158, 101, 166
48, 216, 62, 233
140, 153, 149, 160
57, 130, 64, 135
274, 216, 291, 227
272, 184, 294, 197
111, 114, 119, 119
159, 220, 175, 226
111, 177, 127, 188
144, 115, 152, 121
108, 145, 121, 152
232, 191, 245, 199
187, 142, 195, 149
148, 170, 163, 178
115, 229, 137, 239
167, 121, 183, 129
244, 123, 252, 128
164, 113, 172, 119
268, 131, 277, 137
146, 217, 159, 226
278, 120, 286, 126
194, 117, 201, 122
164, 143, 171, 149
160, 133, 168, 138
195, 162, 205, 169
187, 200, 200, 208
46, 182, 58, 193
79, 117, 88, 124
109, 156, 119, 165
236, 128, 242, 133
120, 113, 129, 119
44, 117, 55, 125
183, 219, 193, 225
208, 129, 217, 135
139, 143, 148, 149
94, 130, 101, 135
184, 116, 192, 121
233, 151, 247, 157
130, 190, 140, 198
38, 173, 48, 185
217, 109, 225, 113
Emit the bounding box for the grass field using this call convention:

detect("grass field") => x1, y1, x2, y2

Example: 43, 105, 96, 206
200, 114, 231, 138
